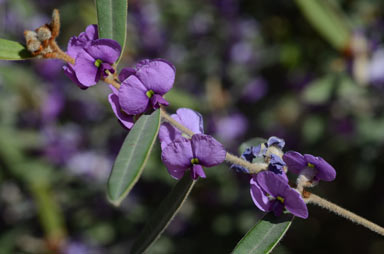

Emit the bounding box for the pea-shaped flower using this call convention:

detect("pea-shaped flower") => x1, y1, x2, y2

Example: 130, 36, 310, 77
108, 86, 134, 130
118, 59, 175, 115
283, 151, 336, 182
161, 134, 226, 180
250, 171, 308, 218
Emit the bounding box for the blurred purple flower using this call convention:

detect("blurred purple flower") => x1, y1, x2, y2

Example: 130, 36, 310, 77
250, 171, 308, 218
35, 59, 63, 81
119, 59, 175, 115
41, 91, 64, 123
241, 78, 268, 103
159, 108, 204, 149
283, 151, 336, 182
161, 134, 226, 180
108, 85, 134, 130
67, 151, 112, 182
215, 113, 248, 145
369, 47, 384, 86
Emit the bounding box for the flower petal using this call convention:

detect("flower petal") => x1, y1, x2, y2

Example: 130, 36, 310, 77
267, 136, 285, 149
158, 122, 182, 150
283, 151, 307, 175
161, 137, 193, 172
174, 108, 204, 134
191, 164, 206, 180
63, 65, 88, 89
250, 176, 272, 212
119, 75, 149, 115
284, 188, 308, 219
304, 154, 336, 182
191, 134, 226, 167
256, 171, 289, 198
119, 67, 136, 82
135, 59, 175, 94
108, 93, 134, 129
74, 51, 99, 86
166, 165, 186, 180
84, 39, 121, 64
150, 94, 169, 109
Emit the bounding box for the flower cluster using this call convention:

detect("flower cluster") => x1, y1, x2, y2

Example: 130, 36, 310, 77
233, 136, 336, 219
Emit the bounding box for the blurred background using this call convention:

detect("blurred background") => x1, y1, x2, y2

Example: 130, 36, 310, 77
1, 0, 384, 253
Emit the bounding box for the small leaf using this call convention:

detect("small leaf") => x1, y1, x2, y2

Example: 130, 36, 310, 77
96, 0, 127, 62
107, 110, 161, 206
232, 212, 294, 254
131, 174, 195, 254
295, 0, 351, 50
0, 38, 33, 60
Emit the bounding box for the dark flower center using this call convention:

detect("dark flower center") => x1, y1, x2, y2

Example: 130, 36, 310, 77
190, 158, 199, 164
146, 89, 155, 98
94, 59, 103, 67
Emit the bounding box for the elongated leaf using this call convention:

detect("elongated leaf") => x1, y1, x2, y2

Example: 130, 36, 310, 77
131, 174, 195, 254
232, 213, 294, 254
96, 0, 127, 61
0, 38, 32, 60
295, 0, 351, 50
107, 110, 161, 206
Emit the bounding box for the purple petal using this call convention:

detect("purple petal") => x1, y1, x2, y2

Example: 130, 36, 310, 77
150, 94, 169, 110
191, 134, 226, 167
283, 151, 307, 175
66, 24, 98, 58
135, 59, 175, 94
161, 137, 193, 172
284, 188, 308, 219
119, 75, 149, 115
108, 93, 134, 130
74, 51, 99, 86
63, 65, 88, 89
159, 122, 181, 150
250, 177, 272, 212
191, 164, 206, 180
109, 85, 118, 95
256, 171, 289, 198
83, 24, 98, 40
119, 67, 136, 82
174, 108, 204, 134
167, 165, 186, 180
271, 201, 285, 217
304, 154, 336, 182
267, 136, 285, 149
84, 39, 121, 64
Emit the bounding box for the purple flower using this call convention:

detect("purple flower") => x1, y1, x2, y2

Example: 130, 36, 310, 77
118, 59, 175, 115
250, 171, 308, 218
161, 134, 226, 180
283, 151, 336, 182
63, 24, 121, 88
108, 85, 134, 129
158, 108, 204, 149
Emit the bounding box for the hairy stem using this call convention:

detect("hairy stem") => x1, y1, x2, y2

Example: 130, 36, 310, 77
160, 108, 268, 174
306, 192, 384, 236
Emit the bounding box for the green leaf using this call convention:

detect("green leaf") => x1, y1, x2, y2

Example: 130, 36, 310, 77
0, 38, 32, 60
232, 213, 294, 254
301, 75, 336, 104
96, 0, 127, 62
295, 0, 351, 50
107, 110, 161, 206
131, 174, 195, 254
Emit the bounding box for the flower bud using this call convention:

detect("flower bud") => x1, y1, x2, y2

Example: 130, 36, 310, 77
36, 26, 52, 41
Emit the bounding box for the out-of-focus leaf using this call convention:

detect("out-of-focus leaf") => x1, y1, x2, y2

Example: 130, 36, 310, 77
239, 137, 267, 155
107, 110, 161, 206
96, 0, 127, 62
165, 88, 204, 112
295, 0, 351, 50
0, 39, 33, 60
232, 213, 294, 254
302, 75, 335, 104
131, 174, 195, 254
